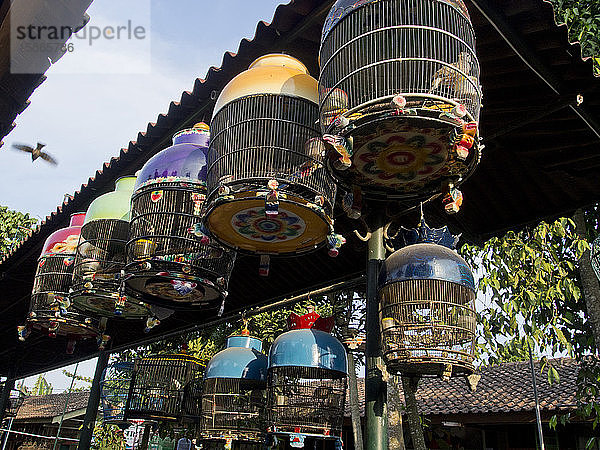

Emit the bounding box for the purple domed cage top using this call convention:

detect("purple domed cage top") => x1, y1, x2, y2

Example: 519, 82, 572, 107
134, 126, 210, 192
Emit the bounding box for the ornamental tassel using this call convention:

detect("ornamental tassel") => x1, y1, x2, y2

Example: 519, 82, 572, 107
265, 179, 280, 217
323, 134, 353, 170
259, 255, 270, 277
442, 183, 463, 214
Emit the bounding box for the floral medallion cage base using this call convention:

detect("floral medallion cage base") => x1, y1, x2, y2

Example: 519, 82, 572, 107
267, 312, 347, 448
205, 54, 344, 271
19, 212, 102, 353
125, 352, 204, 423
71, 176, 152, 320
200, 330, 268, 447
378, 221, 476, 378
319, 0, 482, 211
125, 123, 236, 309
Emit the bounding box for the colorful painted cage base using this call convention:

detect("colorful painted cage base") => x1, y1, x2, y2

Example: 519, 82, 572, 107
125, 124, 236, 309
205, 54, 339, 257
24, 212, 101, 349
319, 0, 482, 204
125, 353, 204, 423
378, 223, 477, 377
71, 177, 151, 319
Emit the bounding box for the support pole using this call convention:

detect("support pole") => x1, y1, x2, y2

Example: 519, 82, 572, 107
0, 374, 15, 424
365, 218, 388, 450
54, 362, 79, 450
527, 341, 545, 450
78, 352, 110, 450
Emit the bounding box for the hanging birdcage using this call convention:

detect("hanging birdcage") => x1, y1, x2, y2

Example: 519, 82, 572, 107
71, 176, 152, 319
591, 235, 600, 281
100, 361, 135, 426
125, 353, 204, 423
22, 212, 101, 350
200, 332, 268, 446
319, 0, 482, 209
205, 54, 343, 263
125, 123, 236, 309
378, 221, 476, 377
266, 312, 347, 447
6, 390, 26, 418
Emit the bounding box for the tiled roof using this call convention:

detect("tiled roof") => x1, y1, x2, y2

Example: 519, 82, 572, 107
349, 358, 581, 417
15, 391, 89, 421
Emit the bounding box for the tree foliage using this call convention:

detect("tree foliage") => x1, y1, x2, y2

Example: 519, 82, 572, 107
0, 205, 37, 258
549, 0, 600, 74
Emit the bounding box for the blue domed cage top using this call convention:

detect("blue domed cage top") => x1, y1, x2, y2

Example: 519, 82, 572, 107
267, 312, 348, 440
318, 0, 483, 201
100, 361, 135, 426
378, 221, 477, 378
200, 332, 269, 443
125, 124, 236, 310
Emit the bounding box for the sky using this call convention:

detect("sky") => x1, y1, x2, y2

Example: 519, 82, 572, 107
6, 0, 284, 391
0, 0, 284, 221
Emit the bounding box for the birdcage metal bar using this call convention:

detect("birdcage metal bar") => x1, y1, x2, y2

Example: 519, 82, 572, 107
379, 278, 476, 376
201, 378, 266, 441
100, 361, 134, 426
207, 94, 336, 213
125, 354, 204, 423
267, 366, 347, 437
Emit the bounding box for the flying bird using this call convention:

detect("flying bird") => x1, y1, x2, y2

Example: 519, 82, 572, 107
12, 142, 58, 165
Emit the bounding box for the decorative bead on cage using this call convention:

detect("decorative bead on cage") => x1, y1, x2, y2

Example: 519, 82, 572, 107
319, 0, 483, 207
125, 352, 204, 423
125, 123, 236, 310
22, 212, 102, 352
100, 361, 135, 427
378, 221, 476, 378
267, 311, 347, 447
200, 330, 268, 445
71, 177, 152, 320
205, 54, 342, 259
591, 235, 600, 282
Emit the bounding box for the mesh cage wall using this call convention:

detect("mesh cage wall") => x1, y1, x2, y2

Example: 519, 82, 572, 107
208, 95, 335, 216
319, 0, 481, 125
592, 235, 600, 281
101, 362, 134, 425
72, 219, 147, 317
126, 182, 235, 307
200, 378, 266, 442
126, 354, 204, 423
267, 366, 347, 437
379, 279, 476, 376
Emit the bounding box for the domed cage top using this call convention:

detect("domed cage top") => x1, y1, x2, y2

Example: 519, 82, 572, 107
200, 334, 268, 443
125, 353, 204, 423
591, 235, 600, 282
378, 237, 477, 377
100, 361, 135, 426
205, 54, 337, 256
27, 212, 101, 340
267, 313, 348, 439
71, 177, 151, 319
125, 124, 236, 309
6, 390, 26, 418
319, 0, 482, 199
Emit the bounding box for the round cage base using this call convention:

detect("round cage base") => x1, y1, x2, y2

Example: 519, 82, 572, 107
102, 419, 131, 429
325, 101, 479, 199
200, 433, 265, 446
27, 313, 101, 339
70, 288, 151, 319
206, 194, 331, 255
269, 431, 343, 449
124, 262, 224, 309
383, 352, 474, 377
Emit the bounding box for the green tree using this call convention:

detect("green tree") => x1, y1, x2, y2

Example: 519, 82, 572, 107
62, 369, 93, 392
0, 206, 37, 258
549, 0, 600, 74
28, 374, 53, 396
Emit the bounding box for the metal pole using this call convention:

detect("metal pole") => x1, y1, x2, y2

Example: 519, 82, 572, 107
365, 217, 388, 450
527, 341, 545, 450
0, 370, 16, 424
53, 362, 80, 450
78, 351, 110, 450
1, 417, 13, 450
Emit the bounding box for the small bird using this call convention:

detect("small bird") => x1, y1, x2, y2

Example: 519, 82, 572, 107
429, 52, 473, 94
12, 142, 57, 165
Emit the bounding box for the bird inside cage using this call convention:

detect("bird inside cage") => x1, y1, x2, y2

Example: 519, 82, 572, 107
429, 52, 473, 96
